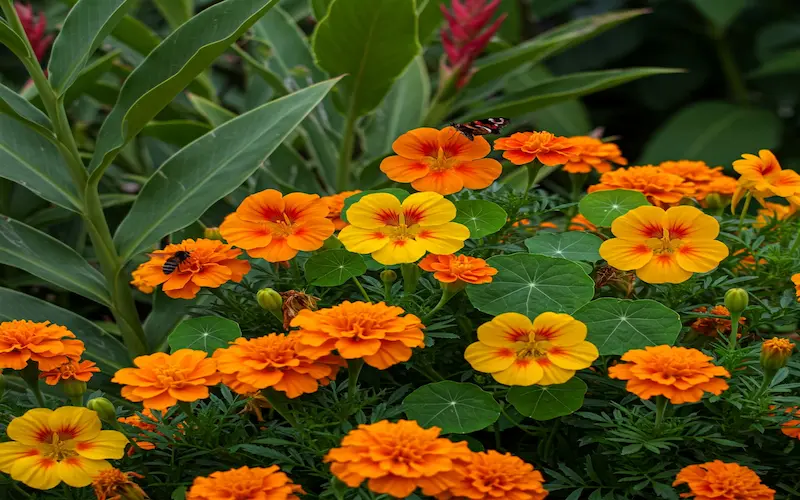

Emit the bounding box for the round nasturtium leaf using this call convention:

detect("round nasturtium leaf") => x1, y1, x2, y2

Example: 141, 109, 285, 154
578, 189, 650, 227
525, 231, 603, 262
507, 378, 587, 420
573, 298, 681, 355
167, 316, 242, 355
466, 253, 595, 317
341, 188, 409, 223
403, 381, 501, 434
304, 249, 367, 286
453, 200, 507, 238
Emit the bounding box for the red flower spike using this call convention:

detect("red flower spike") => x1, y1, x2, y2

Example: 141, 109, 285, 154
440, 0, 506, 88
14, 2, 53, 62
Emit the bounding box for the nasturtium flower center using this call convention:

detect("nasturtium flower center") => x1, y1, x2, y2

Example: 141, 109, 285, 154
516, 338, 553, 360
426, 147, 461, 172
265, 213, 296, 238
42, 433, 78, 461
646, 228, 683, 255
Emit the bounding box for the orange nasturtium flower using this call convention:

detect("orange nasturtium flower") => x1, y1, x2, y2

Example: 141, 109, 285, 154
587, 165, 696, 207
435, 450, 549, 500
292, 301, 425, 369
338, 192, 470, 265
569, 214, 597, 232
91, 468, 147, 500
608, 345, 730, 404
493, 131, 579, 166
418, 254, 497, 286
732, 149, 800, 209
778, 406, 800, 440
135, 238, 251, 299
219, 190, 335, 262
690, 305, 744, 338
186, 465, 304, 500
380, 127, 502, 195
673, 461, 775, 500
213, 333, 345, 398
599, 206, 729, 284
465, 312, 599, 386
562, 136, 627, 174
325, 420, 473, 498
0, 319, 84, 371
112, 349, 220, 410
754, 202, 796, 228
39, 359, 100, 385
321, 190, 361, 230
793, 273, 800, 301
0, 407, 127, 490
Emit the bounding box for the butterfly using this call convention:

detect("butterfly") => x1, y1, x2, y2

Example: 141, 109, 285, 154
451, 117, 510, 141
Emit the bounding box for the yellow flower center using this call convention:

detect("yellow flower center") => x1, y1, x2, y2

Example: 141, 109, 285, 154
426, 147, 460, 172
646, 229, 683, 255
42, 433, 78, 461
385, 223, 422, 242
266, 213, 295, 238
515, 334, 552, 360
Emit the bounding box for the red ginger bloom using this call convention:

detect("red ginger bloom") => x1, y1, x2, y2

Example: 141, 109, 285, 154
441, 0, 506, 88
14, 3, 53, 62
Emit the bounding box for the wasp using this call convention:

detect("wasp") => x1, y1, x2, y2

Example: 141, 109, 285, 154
451, 117, 510, 141
159, 250, 191, 275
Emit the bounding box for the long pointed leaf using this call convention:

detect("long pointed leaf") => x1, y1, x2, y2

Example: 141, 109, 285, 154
0, 82, 52, 134
153, 0, 193, 29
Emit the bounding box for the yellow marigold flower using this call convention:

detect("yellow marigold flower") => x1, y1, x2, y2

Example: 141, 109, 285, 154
0, 320, 84, 371
465, 312, 598, 386
130, 263, 154, 294
39, 359, 99, 385
563, 136, 627, 174
588, 165, 696, 207
418, 254, 497, 285
732, 149, 800, 209
186, 465, 304, 500
493, 131, 579, 166
435, 450, 548, 500
608, 345, 730, 404
92, 468, 148, 500
338, 191, 470, 265
324, 419, 473, 498
673, 460, 775, 500
321, 190, 361, 229
760, 337, 795, 372
754, 202, 796, 228
0, 407, 127, 490
690, 305, 744, 337
599, 206, 729, 284
793, 273, 800, 302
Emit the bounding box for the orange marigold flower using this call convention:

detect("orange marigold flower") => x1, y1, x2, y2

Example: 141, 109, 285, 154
732, 248, 767, 274
563, 136, 627, 174
599, 206, 729, 284
733, 149, 800, 209
793, 273, 800, 301
494, 131, 579, 166
0, 320, 84, 371
111, 349, 221, 411
608, 345, 730, 404
292, 301, 425, 369
380, 127, 502, 195
325, 420, 473, 498
118, 410, 159, 451
588, 165, 696, 207
214, 332, 344, 398
760, 337, 795, 372
569, 214, 597, 232
690, 306, 744, 337
134, 239, 250, 300
435, 450, 548, 500
220, 189, 335, 262
92, 468, 148, 500
705, 175, 738, 197
186, 465, 303, 500
673, 461, 775, 500
778, 406, 800, 439
538, 221, 558, 230
659, 160, 734, 201
321, 190, 361, 230
39, 359, 100, 386
418, 254, 497, 285
754, 202, 796, 228
130, 263, 154, 294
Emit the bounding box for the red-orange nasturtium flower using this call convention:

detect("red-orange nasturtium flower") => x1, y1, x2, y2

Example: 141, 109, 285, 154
778, 406, 800, 440
111, 349, 220, 411
608, 345, 730, 404
793, 273, 800, 301
220, 189, 335, 262
380, 127, 502, 195
418, 253, 497, 286
599, 206, 729, 284
39, 359, 100, 385
732, 149, 800, 209
435, 450, 549, 500
493, 131, 579, 166
0, 319, 84, 371
213, 332, 345, 398
338, 192, 470, 265
292, 301, 425, 369
465, 312, 598, 386
673, 461, 775, 500
563, 136, 627, 174
135, 239, 250, 299
186, 465, 304, 500
321, 190, 361, 230
325, 419, 473, 498
588, 166, 696, 207
0, 407, 127, 490
91, 468, 148, 500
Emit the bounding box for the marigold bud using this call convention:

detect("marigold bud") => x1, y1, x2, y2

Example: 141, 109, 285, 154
724, 288, 749, 315
87, 397, 117, 421
62, 379, 87, 399
257, 288, 283, 314
760, 338, 795, 373
203, 227, 223, 240
380, 269, 397, 284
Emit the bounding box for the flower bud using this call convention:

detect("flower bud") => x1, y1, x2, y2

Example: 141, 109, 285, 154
62, 379, 87, 399
203, 227, 223, 240
380, 269, 397, 284
760, 338, 795, 373
724, 288, 749, 315
87, 397, 117, 422
257, 288, 283, 314
704, 193, 726, 210
322, 235, 343, 249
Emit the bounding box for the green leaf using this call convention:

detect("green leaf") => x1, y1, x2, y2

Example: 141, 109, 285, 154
417, 0, 447, 43
0, 82, 51, 133
507, 378, 587, 420
144, 291, 200, 353
47, 0, 135, 94
453, 200, 507, 238
310, 0, 333, 20
572, 298, 681, 355
168, 316, 241, 355
688, 0, 747, 31
467, 254, 594, 317
305, 250, 367, 286
639, 101, 782, 167
525, 232, 603, 262
0, 216, 110, 305
0, 287, 128, 371
187, 93, 237, 127
509, 65, 590, 136
750, 48, 800, 78
403, 381, 501, 434
88, 0, 280, 176
114, 78, 339, 263
153, 0, 193, 29
63, 50, 122, 105
0, 19, 30, 61
462, 68, 683, 121
140, 120, 213, 147
578, 189, 650, 227
110, 13, 162, 56
312, 0, 421, 116
341, 188, 410, 223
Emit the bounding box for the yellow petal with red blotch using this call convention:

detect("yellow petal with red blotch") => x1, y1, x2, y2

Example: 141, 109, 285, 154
346, 193, 402, 229
599, 239, 653, 270
464, 342, 516, 373
7, 408, 53, 445
49, 407, 102, 442
0, 442, 37, 473
57, 457, 112, 487
453, 158, 503, 190
491, 359, 544, 386
190, 263, 232, 287
532, 312, 587, 346
219, 213, 272, 250
438, 127, 492, 159
411, 170, 464, 195
11, 455, 61, 490
610, 205, 666, 240
664, 206, 720, 240
413, 223, 469, 254
636, 253, 693, 284
675, 239, 729, 273
477, 312, 532, 347
380, 155, 430, 182
339, 226, 391, 254
546, 341, 599, 370
371, 238, 426, 265
287, 218, 335, 251
537, 358, 575, 385
236, 189, 284, 223
392, 128, 441, 159
401, 192, 457, 226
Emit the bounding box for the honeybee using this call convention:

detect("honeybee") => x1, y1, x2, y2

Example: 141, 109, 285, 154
159, 250, 191, 275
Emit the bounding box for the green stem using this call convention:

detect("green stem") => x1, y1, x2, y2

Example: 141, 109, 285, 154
383, 279, 392, 302
352, 277, 371, 303
336, 102, 358, 191
727, 313, 742, 352
711, 26, 748, 105
346, 358, 365, 401
757, 370, 776, 397
542, 418, 560, 461
654, 396, 668, 433
69, 395, 84, 406
422, 286, 459, 324
400, 263, 420, 295
11, 482, 33, 499
736, 192, 752, 233
524, 163, 542, 194
20, 363, 46, 407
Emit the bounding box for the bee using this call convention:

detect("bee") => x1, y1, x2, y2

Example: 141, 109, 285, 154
451, 117, 510, 141
159, 250, 191, 275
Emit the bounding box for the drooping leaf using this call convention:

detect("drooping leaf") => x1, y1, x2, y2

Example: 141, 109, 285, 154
453, 200, 508, 238
341, 189, 410, 223
63, 50, 122, 105
140, 120, 213, 147
0, 82, 51, 133
305, 250, 367, 287
507, 378, 587, 420
153, 0, 193, 29
403, 381, 501, 434
573, 298, 681, 355
187, 93, 237, 127
466, 254, 594, 317
0, 19, 30, 61
525, 232, 603, 262
168, 316, 241, 355
114, 78, 340, 263
578, 189, 650, 227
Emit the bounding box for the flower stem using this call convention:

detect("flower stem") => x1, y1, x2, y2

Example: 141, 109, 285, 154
351, 277, 371, 303
263, 389, 300, 429
401, 263, 420, 295
20, 363, 46, 407
736, 192, 752, 233
422, 286, 459, 324
757, 371, 776, 398
654, 396, 668, 433
524, 163, 542, 194
346, 358, 365, 401
727, 313, 742, 352
383, 279, 392, 302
